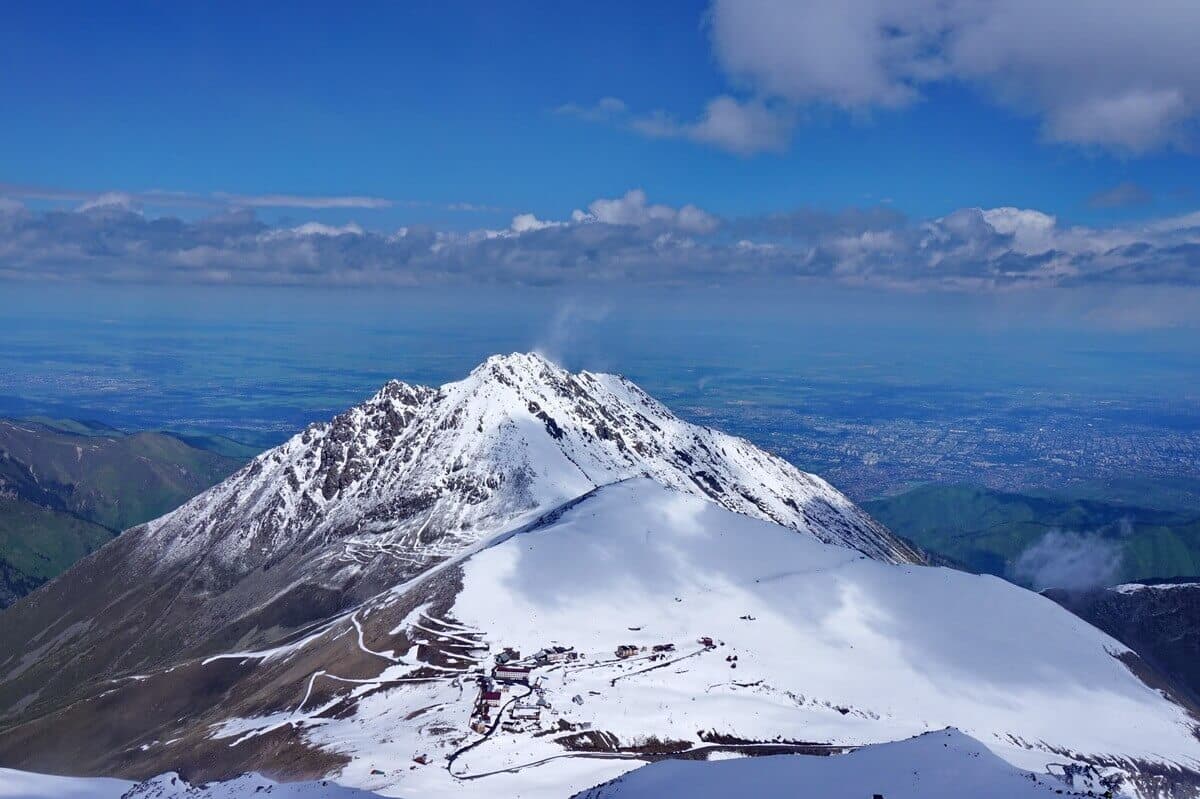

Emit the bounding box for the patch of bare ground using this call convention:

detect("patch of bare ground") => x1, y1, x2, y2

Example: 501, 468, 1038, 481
0, 563, 467, 783
558, 730, 692, 755
118, 722, 349, 784
1116, 650, 1200, 733
558, 730, 623, 752
698, 729, 833, 747
1041, 735, 1200, 799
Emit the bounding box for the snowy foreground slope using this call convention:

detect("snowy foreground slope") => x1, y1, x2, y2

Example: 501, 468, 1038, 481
15, 480, 1192, 798
0, 354, 918, 733
0, 769, 387, 799
0, 730, 1110, 799
298, 480, 1198, 799
574, 728, 1108, 799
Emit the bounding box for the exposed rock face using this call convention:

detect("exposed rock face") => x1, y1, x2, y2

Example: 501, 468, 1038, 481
1046, 579, 1200, 705
140, 352, 918, 578
0, 353, 917, 732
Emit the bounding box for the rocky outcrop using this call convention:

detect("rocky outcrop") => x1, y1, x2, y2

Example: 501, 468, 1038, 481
1046, 579, 1200, 705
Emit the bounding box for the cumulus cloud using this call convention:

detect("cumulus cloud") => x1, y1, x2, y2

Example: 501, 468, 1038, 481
510, 213, 563, 234
708, 0, 934, 110
559, 95, 794, 155
631, 96, 795, 155
580, 0, 1200, 155
280, 221, 365, 237
577, 189, 719, 234
1, 188, 1199, 293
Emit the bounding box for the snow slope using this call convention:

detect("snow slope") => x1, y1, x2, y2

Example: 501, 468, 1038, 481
0, 770, 386, 799
574, 728, 1103, 799
0, 769, 131, 799
196, 480, 1200, 799
120, 772, 386, 798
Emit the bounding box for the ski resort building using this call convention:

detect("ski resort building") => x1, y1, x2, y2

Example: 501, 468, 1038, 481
493, 664, 532, 683
533, 645, 576, 664
511, 702, 541, 721
495, 647, 521, 665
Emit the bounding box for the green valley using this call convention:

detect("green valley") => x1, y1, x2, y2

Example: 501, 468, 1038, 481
865, 482, 1200, 588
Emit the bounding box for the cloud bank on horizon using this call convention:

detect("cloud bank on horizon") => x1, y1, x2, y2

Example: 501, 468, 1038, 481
563, 0, 1200, 156
2, 187, 1199, 293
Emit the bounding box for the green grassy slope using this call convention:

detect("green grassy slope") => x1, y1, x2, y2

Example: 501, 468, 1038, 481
866, 483, 1200, 586
0, 419, 249, 605
0, 499, 112, 606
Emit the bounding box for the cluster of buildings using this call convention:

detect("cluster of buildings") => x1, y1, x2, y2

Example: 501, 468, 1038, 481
467, 643, 578, 734
462, 636, 707, 737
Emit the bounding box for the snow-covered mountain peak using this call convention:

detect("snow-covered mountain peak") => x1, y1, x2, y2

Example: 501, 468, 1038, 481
0, 353, 920, 769
141, 353, 920, 586
476, 349, 559, 374
5, 358, 1200, 799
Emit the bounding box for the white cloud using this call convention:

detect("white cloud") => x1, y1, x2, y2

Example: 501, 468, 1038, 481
216, 193, 393, 210
630, 96, 794, 155
2, 192, 1199, 295
689, 96, 794, 154
285, 221, 365, 237
1011, 529, 1125, 591
577, 189, 719, 234
1041, 90, 1188, 152
77, 192, 141, 213
980, 208, 1058, 254
510, 213, 562, 234
708, 0, 935, 109
559, 94, 793, 156
701, 0, 1200, 153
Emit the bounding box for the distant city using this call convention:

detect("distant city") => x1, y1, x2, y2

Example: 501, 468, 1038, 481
3, 286, 1197, 502
681, 394, 1199, 500
3, 360, 1196, 502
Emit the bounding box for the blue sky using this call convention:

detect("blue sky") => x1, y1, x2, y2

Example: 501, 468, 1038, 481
1, 1, 1199, 304
3, 0, 1197, 227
